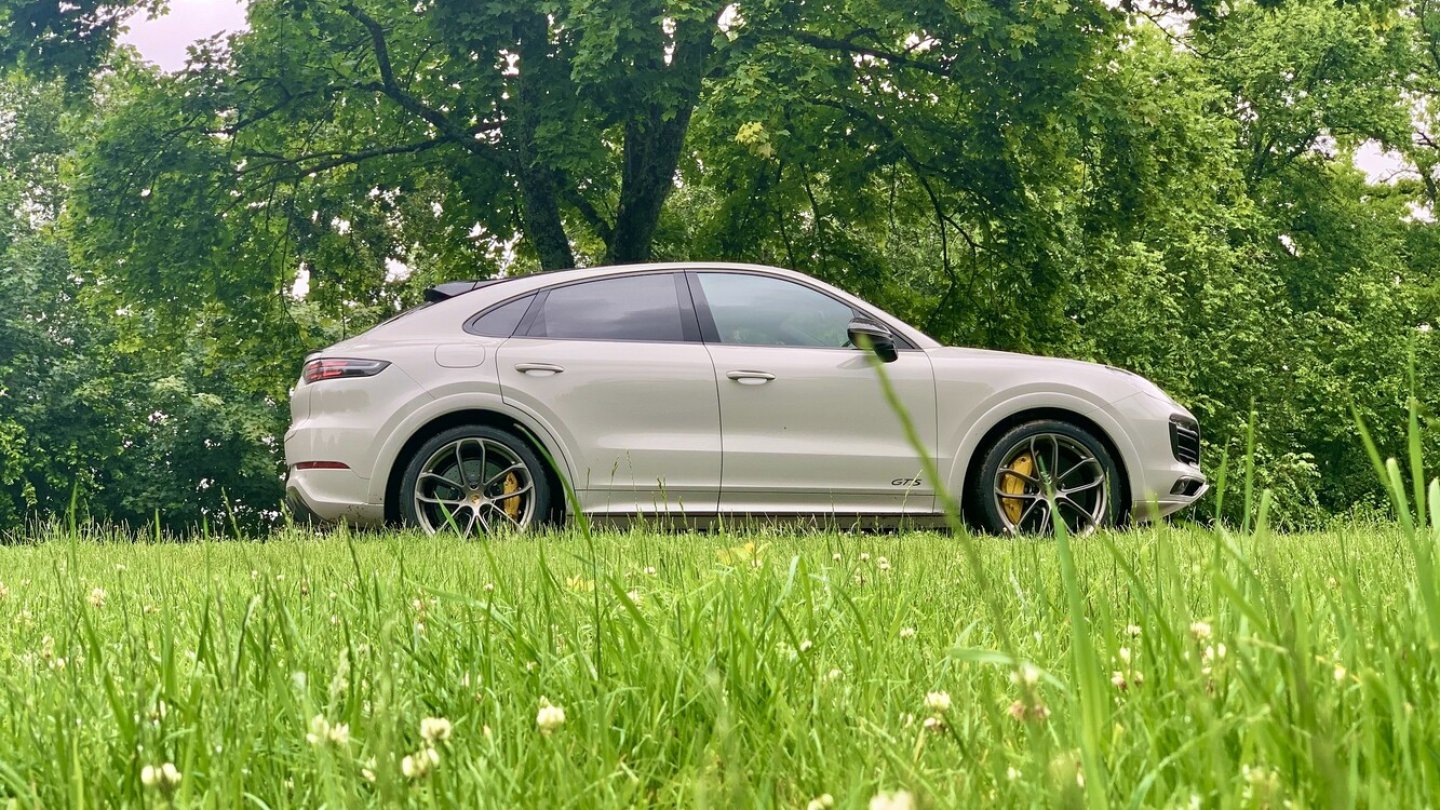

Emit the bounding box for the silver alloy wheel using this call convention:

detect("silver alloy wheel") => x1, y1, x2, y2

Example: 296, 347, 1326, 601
993, 432, 1109, 536
413, 436, 536, 536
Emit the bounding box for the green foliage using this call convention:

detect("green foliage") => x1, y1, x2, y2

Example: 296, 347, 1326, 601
3, 0, 1440, 527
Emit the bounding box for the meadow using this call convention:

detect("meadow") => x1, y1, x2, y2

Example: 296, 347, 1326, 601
1, 512, 1437, 808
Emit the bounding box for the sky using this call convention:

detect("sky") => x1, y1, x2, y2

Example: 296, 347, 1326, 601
118, 0, 248, 72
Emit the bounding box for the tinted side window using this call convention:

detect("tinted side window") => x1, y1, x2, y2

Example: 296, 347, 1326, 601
696, 273, 856, 348
525, 274, 685, 342
467, 294, 535, 337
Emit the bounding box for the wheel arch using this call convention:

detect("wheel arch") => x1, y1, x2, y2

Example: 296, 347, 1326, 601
954, 406, 1133, 527
382, 408, 570, 525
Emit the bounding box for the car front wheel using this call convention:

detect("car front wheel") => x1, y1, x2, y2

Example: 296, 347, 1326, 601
399, 425, 553, 536
971, 420, 1122, 536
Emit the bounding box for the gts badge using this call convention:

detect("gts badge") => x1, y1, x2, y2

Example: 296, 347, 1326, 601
891, 477, 923, 487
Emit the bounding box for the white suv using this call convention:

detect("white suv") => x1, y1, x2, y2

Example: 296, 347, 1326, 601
284, 262, 1205, 535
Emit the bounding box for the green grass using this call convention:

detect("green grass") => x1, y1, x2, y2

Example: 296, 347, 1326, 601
0, 519, 1437, 808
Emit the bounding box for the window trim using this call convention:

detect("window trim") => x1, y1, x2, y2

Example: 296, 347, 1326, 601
496, 270, 701, 344
685, 270, 919, 352
462, 292, 539, 338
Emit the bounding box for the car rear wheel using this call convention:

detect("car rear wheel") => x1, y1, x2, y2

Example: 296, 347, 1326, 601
399, 425, 553, 536
971, 420, 1121, 536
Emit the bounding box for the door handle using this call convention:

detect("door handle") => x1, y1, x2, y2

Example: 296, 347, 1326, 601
726, 370, 775, 385
515, 363, 565, 376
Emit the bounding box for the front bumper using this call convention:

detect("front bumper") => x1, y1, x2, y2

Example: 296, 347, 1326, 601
1104, 392, 1207, 521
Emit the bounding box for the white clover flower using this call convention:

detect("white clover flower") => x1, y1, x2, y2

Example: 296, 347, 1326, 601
401, 747, 440, 779
88, 587, 107, 608
868, 789, 915, 810
859, 552, 871, 562
876, 556, 892, 572
1334, 664, 1347, 682
899, 627, 916, 639
1189, 620, 1213, 642
1111, 671, 1128, 691
420, 716, 452, 743
1006, 766, 1021, 781
1125, 623, 1142, 638
1118, 647, 1132, 665
924, 690, 952, 714
536, 699, 566, 734
922, 715, 945, 732
1011, 663, 1040, 687
832, 552, 843, 562
626, 590, 643, 605
643, 566, 657, 576
141, 762, 182, 789
824, 668, 844, 682
799, 639, 814, 653
306, 714, 329, 745
483, 582, 495, 593
307, 713, 350, 745
807, 794, 836, 810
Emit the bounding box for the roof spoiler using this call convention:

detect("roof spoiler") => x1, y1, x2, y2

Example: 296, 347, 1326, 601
423, 280, 484, 303
423, 274, 537, 303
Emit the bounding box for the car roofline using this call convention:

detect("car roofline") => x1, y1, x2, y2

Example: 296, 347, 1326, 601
422, 262, 941, 349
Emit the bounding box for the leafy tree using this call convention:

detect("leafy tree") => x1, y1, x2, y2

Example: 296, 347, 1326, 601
4, 0, 1440, 531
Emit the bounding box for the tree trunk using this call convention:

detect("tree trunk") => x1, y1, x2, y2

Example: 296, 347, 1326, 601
513, 13, 576, 271
604, 18, 711, 265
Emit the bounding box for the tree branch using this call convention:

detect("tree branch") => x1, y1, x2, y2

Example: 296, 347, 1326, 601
340, 2, 495, 160
789, 31, 952, 79
238, 137, 448, 178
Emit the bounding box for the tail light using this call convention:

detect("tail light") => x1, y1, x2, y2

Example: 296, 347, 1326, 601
302, 357, 391, 384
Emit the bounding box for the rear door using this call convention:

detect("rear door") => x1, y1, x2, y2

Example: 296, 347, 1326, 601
691, 271, 938, 516
496, 272, 721, 515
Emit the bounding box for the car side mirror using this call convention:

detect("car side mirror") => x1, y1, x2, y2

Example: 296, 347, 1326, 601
848, 320, 898, 363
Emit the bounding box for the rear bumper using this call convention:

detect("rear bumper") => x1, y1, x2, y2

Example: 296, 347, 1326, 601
284, 466, 385, 527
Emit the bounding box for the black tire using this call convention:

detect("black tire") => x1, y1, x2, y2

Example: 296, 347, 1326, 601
399, 424, 555, 536
968, 419, 1123, 536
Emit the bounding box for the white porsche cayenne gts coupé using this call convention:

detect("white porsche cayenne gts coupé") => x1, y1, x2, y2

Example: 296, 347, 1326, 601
284, 262, 1205, 535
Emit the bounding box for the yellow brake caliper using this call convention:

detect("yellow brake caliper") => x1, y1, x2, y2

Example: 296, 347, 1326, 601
1001, 454, 1035, 524
501, 472, 522, 520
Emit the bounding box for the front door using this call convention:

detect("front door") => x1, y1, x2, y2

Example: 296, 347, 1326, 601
690, 271, 938, 515
497, 272, 721, 515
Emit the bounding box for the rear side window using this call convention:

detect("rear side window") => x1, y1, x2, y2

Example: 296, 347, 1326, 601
467, 294, 535, 337
524, 274, 686, 342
